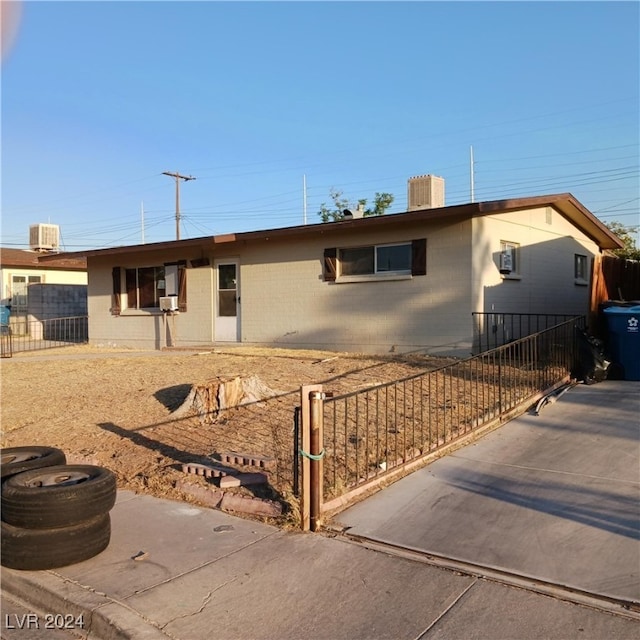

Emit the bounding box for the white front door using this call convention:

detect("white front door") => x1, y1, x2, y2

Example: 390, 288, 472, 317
214, 260, 239, 342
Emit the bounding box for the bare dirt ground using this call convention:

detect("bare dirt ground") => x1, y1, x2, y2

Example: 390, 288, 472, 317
1, 345, 455, 524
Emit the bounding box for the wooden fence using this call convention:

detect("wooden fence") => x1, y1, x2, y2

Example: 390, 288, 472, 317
589, 255, 640, 337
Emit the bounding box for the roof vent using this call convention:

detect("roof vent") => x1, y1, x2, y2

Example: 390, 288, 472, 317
29, 224, 60, 252
407, 175, 445, 211
342, 203, 365, 220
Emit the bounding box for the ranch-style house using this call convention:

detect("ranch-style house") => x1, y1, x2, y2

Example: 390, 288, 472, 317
41, 190, 622, 356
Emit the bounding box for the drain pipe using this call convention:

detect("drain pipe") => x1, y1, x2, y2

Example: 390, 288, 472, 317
534, 382, 576, 415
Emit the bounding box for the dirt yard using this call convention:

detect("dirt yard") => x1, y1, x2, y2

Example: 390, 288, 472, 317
1, 345, 455, 524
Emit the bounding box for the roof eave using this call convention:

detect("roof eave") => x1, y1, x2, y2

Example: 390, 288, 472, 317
37, 193, 623, 260
470, 193, 623, 250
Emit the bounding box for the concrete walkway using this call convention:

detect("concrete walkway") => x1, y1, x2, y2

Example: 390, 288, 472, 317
1, 381, 639, 640
334, 380, 640, 603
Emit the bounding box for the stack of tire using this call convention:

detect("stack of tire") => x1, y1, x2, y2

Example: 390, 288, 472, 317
1, 446, 117, 571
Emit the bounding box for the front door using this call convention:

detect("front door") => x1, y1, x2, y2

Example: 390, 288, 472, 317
214, 260, 239, 342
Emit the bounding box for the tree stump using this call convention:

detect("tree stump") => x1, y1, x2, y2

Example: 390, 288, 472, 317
171, 375, 280, 424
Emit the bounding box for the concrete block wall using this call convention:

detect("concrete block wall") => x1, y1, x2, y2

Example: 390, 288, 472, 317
27, 283, 88, 320
472, 207, 597, 318
84, 220, 477, 355
87, 253, 215, 350
239, 219, 475, 355
82, 205, 599, 356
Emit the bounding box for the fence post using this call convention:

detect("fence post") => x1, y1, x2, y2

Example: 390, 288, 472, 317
497, 350, 503, 414
309, 390, 325, 532
299, 384, 323, 531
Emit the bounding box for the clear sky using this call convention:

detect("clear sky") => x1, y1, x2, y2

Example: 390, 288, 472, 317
1, 0, 639, 250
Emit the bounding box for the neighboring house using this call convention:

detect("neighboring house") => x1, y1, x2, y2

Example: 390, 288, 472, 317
43, 192, 622, 356
0, 248, 88, 322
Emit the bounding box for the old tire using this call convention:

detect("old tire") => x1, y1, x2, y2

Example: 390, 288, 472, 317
1, 465, 117, 529
1, 446, 66, 481
1, 513, 111, 571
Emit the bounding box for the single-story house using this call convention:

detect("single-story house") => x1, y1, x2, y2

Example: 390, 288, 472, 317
42, 191, 622, 356
0, 247, 87, 322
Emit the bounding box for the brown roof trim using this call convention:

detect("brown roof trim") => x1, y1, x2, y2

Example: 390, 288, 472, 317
36, 236, 218, 261
0, 248, 87, 269
475, 193, 622, 250
38, 193, 623, 260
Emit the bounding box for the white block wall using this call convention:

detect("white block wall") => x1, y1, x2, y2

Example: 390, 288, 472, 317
84, 205, 600, 356
472, 206, 598, 317
238, 219, 474, 355
87, 251, 214, 350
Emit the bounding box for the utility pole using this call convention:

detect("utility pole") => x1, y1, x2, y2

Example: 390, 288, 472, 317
163, 171, 196, 240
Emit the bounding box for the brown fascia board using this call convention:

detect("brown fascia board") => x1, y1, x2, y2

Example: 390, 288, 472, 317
36, 193, 623, 261
473, 193, 623, 250
36, 256, 87, 270
0, 248, 87, 269
36, 236, 220, 262
552, 195, 624, 250
237, 193, 623, 249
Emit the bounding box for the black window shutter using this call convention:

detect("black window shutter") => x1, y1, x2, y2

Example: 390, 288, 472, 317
111, 267, 121, 315
324, 248, 337, 282
411, 239, 427, 276
178, 263, 187, 312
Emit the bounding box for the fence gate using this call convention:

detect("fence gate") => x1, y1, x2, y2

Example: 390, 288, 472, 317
298, 317, 585, 531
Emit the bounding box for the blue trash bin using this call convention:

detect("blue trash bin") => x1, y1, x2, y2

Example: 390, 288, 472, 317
602, 304, 640, 380
0, 306, 10, 327
0, 306, 11, 357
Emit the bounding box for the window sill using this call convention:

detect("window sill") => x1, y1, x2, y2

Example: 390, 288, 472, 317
574, 279, 589, 286
335, 273, 413, 284
120, 309, 163, 316
501, 274, 522, 281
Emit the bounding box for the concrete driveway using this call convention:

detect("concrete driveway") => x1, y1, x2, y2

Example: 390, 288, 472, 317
332, 380, 640, 604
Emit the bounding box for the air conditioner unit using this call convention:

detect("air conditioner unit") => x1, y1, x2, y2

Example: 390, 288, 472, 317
29, 224, 60, 252
407, 175, 445, 211
499, 252, 513, 274
159, 296, 179, 312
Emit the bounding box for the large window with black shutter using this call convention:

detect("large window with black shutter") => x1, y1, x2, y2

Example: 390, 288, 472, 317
324, 239, 426, 282
111, 261, 187, 314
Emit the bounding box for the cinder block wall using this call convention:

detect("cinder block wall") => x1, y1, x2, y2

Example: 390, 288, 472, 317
28, 284, 88, 320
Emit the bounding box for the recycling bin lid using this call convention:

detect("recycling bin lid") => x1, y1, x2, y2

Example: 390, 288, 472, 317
602, 304, 640, 315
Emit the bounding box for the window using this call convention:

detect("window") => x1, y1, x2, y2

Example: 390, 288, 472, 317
112, 262, 187, 315
324, 239, 426, 281
11, 275, 42, 312
125, 266, 166, 309
574, 254, 588, 282
340, 246, 375, 276
376, 244, 412, 273
217, 263, 237, 317
500, 241, 519, 276
340, 243, 412, 277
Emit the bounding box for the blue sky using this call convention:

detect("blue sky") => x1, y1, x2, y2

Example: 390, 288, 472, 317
2, 1, 639, 250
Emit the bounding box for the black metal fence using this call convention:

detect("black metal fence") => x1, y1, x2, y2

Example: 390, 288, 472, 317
472, 312, 583, 353
320, 316, 585, 507
1, 316, 89, 356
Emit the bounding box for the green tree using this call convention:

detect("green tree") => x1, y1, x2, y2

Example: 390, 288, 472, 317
318, 189, 394, 222
605, 221, 640, 260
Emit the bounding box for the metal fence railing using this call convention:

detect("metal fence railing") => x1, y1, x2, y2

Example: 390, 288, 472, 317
472, 312, 583, 353
2, 316, 89, 355
318, 316, 585, 511
0, 326, 12, 358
